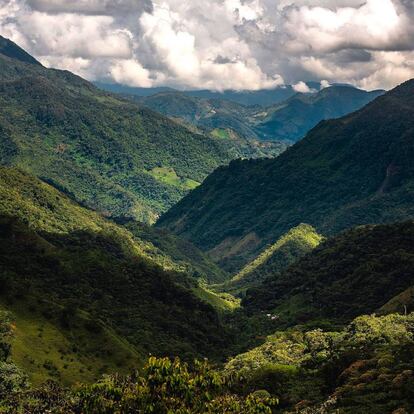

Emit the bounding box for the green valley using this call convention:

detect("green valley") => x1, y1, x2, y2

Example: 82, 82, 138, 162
0, 167, 234, 372
138, 86, 383, 146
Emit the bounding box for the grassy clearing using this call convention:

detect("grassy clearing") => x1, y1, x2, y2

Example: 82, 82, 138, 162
2, 297, 141, 387
211, 128, 231, 140
233, 224, 323, 283
149, 167, 199, 190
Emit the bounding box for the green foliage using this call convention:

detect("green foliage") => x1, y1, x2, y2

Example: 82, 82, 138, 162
158, 79, 414, 271
1, 357, 278, 413
194, 283, 240, 312
225, 313, 414, 413
0, 165, 227, 284
149, 167, 200, 191
243, 221, 414, 326
0, 311, 28, 398
117, 218, 229, 283
1, 298, 140, 386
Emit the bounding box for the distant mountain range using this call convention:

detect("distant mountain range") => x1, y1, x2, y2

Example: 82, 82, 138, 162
157, 78, 414, 272
95, 81, 304, 106
252, 85, 384, 142
113, 84, 383, 143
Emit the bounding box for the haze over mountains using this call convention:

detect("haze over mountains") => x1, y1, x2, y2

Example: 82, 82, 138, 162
1, 34, 414, 413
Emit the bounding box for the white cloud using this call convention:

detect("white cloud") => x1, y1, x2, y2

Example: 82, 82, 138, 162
0, 0, 413, 90
110, 59, 154, 87
136, 1, 282, 90
320, 79, 331, 89
292, 81, 313, 92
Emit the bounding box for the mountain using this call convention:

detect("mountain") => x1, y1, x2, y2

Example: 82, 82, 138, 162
0, 35, 254, 223
136, 91, 287, 158
253, 86, 384, 142
243, 220, 414, 326
132, 86, 383, 146
139, 92, 258, 138
220, 224, 323, 295
0, 166, 233, 381
157, 79, 414, 272
0, 36, 41, 66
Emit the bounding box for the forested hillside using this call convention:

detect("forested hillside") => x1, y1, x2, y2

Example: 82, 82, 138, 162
158, 79, 414, 271
225, 313, 414, 413
0, 167, 234, 384
243, 220, 414, 326
220, 224, 323, 294
0, 35, 249, 223
1, 30, 414, 414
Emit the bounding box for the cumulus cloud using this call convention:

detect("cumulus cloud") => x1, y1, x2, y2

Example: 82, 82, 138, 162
0, 0, 413, 90
320, 79, 331, 89
292, 81, 314, 93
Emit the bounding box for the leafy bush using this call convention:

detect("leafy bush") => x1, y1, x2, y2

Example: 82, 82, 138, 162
1, 357, 278, 413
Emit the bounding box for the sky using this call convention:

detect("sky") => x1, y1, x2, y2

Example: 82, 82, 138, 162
0, 0, 414, 91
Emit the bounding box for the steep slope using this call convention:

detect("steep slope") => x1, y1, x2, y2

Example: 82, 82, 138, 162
2, 298, 140, 386
221, 224, 323, 294
0, 167, 232, 363
158, 79, 414, 271
253, 86, 384, 142
243, 221, 414, 326
0, 36, 41, 66
0, 36, 240, 223
115, 218, 229, 283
